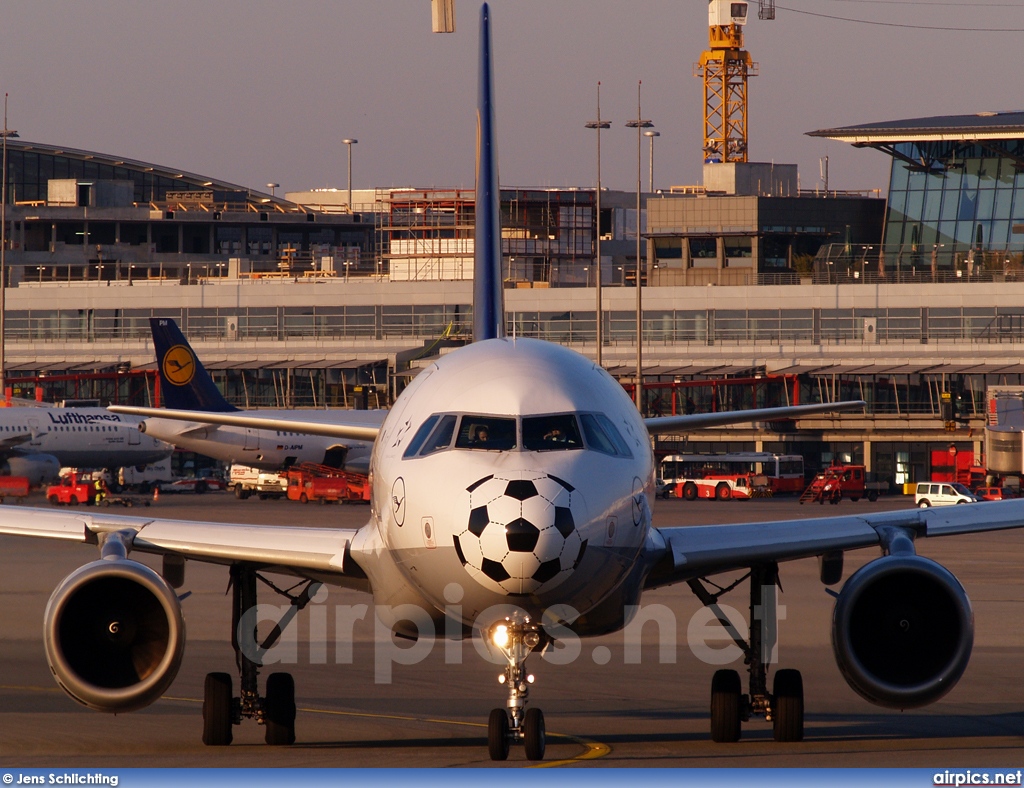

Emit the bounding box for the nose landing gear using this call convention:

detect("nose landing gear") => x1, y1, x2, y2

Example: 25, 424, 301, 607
486, 616, 546, 761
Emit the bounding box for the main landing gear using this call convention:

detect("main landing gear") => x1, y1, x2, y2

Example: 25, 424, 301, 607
202, 564, 319, 746
486, 616, 546, 761
689, 562, 804, 743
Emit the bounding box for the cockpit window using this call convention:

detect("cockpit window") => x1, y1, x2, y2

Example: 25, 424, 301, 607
455, 416, 517, 450
580, 413, 634, 458
420, 414, 458, 456
403, 414, 440, 459
579, 414, 616, 455
523, 414, 583, 451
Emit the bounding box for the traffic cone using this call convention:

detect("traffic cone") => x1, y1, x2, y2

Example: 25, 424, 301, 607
153, 486, 160, 502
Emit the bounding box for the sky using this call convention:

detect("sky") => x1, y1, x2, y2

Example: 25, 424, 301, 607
1, 1, 1022, 197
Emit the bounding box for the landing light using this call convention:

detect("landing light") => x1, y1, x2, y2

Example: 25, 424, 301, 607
492, 624, 509, 648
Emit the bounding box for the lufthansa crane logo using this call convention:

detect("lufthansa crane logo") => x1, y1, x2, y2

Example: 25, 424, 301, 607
162, 345, 196, 386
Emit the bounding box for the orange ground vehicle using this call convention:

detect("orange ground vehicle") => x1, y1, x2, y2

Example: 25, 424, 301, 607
799, 464, 882, 505
46, 472, 100, 506
285, 464, 370, 504
0, 476, 31, 503
674, 473, 768, 501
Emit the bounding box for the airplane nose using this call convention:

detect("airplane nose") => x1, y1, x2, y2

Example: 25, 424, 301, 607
453, 470, 586, 596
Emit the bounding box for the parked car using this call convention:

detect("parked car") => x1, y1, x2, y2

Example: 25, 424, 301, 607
974, 486, 1017, 502
914, 482, 978, 508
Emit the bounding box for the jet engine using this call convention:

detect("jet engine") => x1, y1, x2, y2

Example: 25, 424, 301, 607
4, 453, 61, 486
43, 558, 185, 713
831, 554, 973, 709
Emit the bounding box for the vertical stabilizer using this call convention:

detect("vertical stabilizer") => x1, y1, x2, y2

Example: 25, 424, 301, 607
149, 318, 239, 412
473, 3, 505, 341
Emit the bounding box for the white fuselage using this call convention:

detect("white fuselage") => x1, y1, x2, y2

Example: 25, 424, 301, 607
140, 410, 378, 472
0, 407, 172, 469
356, 337, 655, 632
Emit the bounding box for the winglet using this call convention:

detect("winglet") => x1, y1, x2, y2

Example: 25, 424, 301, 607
473, 3, 505, 341
149, 317, 239, 412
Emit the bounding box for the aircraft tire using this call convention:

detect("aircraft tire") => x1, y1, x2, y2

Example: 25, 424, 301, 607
523, 707, 546, 761
264, 672, 296, 745
487, 708, 510, 761
682, 482, 698, 501
710, 669, 742, 742
202, 672, 233, 746
772, 669, 804, 742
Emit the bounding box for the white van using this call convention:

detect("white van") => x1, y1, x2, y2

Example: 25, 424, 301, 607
914, 482, 978, 508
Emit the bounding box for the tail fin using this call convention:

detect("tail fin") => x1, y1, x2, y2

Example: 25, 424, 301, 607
473, 3, 505, 342
149, 317, 239, 412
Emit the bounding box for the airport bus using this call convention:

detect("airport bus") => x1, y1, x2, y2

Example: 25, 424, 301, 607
659, 452, 806, 495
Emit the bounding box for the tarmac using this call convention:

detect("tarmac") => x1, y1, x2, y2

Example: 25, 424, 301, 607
1, 492, 1023, 767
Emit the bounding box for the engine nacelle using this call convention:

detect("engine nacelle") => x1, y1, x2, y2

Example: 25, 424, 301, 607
43, 558, 186, 713
832, 555, 973, 709
4, 453, 61, 486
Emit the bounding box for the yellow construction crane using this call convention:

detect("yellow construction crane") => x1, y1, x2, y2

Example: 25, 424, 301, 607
431, 0, 455, 33
696, 1, 774, 164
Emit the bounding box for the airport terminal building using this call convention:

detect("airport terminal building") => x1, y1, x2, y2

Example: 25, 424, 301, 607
4, 115, 1024, 486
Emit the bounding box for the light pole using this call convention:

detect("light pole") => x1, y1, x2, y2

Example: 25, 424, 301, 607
585, 82, 610, 366
644, 130, 660, 193
266, 182, 279, 197
625, 82, 653, 414
0, 94, 18, 403
342, 139, 358, 213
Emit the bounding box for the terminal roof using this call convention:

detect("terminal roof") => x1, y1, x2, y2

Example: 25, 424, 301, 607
807, 111, 1024, 144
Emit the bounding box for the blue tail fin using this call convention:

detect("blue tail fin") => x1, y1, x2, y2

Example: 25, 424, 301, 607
149, 317, 239, 412
473, 3, 505, 342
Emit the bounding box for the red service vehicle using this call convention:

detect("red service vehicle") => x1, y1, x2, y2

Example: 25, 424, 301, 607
799, 464, 883, 505
675, 474, 767, 501
46, 472, 100, 506
285, 464, 370, 504
974, 486, 1017, 501
0, 475, 31, 503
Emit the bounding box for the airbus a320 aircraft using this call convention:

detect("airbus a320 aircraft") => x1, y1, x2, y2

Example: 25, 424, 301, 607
137, 316, 380, 475
2, 4, 1022, 762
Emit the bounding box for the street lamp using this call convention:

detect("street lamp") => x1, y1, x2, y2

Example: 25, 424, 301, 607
342, 139, 358, 212
625, 82, 653, 413
585, 82, 611, 366
644, 130, 660, 193
0, 94, 18, 402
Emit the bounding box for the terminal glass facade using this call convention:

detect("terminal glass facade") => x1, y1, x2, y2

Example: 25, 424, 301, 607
6, 148, 193, 204
883, 140, 1024, 269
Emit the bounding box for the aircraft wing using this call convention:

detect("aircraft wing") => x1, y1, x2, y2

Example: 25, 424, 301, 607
0, 507, 367, 579
644, 499, 1024, 589
109, 406, 383, 443
0, 432, 33, 450
644, 400, 866, 434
